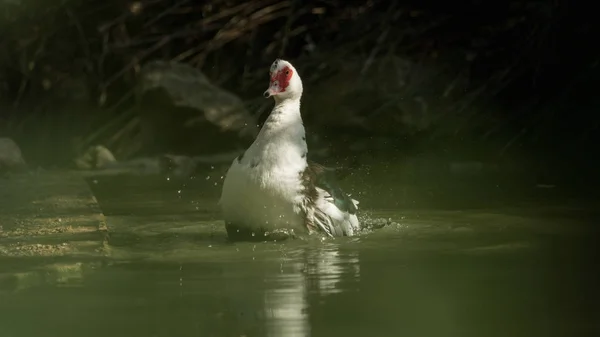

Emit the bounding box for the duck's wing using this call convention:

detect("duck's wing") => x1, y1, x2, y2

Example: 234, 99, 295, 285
305, 160, 358, 214
301, 161, 360, 237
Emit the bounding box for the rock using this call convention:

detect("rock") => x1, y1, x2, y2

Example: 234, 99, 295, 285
73, 145, 117, 170
136, 61, 258, 156
0, 137, 27, 173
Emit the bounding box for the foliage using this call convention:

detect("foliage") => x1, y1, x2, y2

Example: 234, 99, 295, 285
0, 0, 598, 164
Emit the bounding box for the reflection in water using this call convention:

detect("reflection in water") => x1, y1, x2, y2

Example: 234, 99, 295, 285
306, 244, 360, 295
0, 240, 362, 337
262, 243, 361, 337
0, 261, 90, 294
263, 267, 309, 337
0, 229, 595, 337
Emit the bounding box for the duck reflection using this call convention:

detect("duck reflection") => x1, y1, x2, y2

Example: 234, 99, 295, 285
305, 243, 360, 295
261, 242, 360, 337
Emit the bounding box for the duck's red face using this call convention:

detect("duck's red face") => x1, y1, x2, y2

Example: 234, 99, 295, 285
264, 61, 294, 98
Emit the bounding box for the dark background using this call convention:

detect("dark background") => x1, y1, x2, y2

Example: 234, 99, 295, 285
1, 0, 598, 186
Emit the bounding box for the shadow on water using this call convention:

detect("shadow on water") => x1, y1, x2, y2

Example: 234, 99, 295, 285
0, 168, 599, 337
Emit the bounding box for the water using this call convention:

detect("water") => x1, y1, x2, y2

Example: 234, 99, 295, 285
0, 168, 598, 337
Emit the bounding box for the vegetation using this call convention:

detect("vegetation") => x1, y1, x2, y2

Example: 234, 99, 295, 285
0, 0, 597, 166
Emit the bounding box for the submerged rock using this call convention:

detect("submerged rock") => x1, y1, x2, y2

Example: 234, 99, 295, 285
74, 145, 159, 175
0, 137, 27, 173
74, 143, 240, 177
136, 61, 258, 156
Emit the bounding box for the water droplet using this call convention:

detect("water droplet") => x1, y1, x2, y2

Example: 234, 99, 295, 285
205, 175, 210, 180
177, 190, 182, 194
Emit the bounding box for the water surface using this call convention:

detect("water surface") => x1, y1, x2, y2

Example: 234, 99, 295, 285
0, 170, 598, 337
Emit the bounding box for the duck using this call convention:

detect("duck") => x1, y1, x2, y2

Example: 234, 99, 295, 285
219, 59, 360, 241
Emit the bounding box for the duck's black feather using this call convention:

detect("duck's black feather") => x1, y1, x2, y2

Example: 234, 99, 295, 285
304, 161, 357, 214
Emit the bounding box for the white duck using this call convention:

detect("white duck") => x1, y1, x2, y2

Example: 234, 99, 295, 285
219, 59, 360, 240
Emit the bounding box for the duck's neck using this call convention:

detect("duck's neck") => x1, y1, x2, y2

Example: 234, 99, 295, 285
259, 97, 303, 139
245, 97, 307, 168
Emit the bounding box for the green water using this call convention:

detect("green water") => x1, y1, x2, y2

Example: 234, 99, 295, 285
0, 169, 598, 337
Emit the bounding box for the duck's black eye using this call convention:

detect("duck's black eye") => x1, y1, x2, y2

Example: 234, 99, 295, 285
285, 70, 290, 75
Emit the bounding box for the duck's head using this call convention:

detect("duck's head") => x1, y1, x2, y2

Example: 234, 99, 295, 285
263, 59, 303, 101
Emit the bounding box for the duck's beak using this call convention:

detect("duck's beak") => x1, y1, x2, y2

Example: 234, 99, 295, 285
264, 78, 280, 98
263, 88, 274, 98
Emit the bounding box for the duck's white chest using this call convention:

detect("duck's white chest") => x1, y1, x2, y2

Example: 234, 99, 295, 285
220, 124, 308, 233
220, 162, 304, 232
